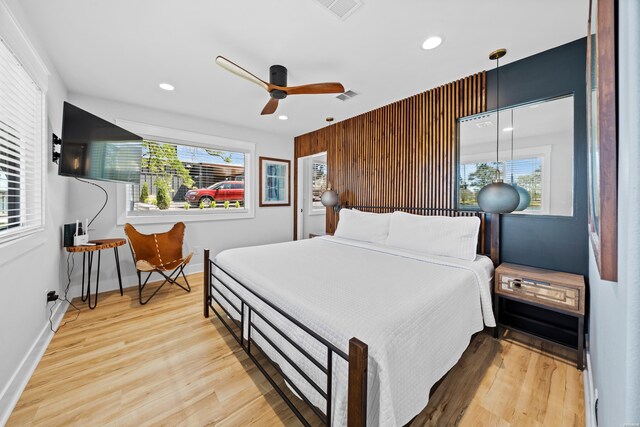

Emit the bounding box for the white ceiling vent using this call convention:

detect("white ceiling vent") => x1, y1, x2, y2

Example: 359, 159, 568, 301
336, 90, 357, 101
314, 0, 362, 20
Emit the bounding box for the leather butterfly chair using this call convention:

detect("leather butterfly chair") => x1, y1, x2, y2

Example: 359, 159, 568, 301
124, 222, 193, 305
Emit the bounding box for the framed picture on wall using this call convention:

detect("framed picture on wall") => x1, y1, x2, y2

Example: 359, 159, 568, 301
259, 157, 291, 207
586, 0, 618, 281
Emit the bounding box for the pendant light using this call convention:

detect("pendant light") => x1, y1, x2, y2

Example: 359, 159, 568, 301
509, 109, 531, 211
477, 48, 520, 214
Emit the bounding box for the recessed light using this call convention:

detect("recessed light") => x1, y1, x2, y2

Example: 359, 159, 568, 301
278, 115, 288, 121
502, 127, 514, 132
422, 36, 443, 50
159, 83, 175, 91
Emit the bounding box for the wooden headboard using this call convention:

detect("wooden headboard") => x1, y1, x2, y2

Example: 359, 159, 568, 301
343, 205, 499, 265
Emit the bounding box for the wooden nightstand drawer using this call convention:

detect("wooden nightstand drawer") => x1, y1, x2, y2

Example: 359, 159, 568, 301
498, 274, 581, 312
495, 263, 585, 315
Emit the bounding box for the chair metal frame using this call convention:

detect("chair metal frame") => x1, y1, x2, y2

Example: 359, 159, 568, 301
133, 254, 191, 305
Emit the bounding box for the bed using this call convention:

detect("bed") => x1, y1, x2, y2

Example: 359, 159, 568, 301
204, 207, 499, 427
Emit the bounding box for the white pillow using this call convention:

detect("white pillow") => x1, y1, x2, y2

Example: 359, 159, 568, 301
385, 211, 480, 261
334, 209, 391, 243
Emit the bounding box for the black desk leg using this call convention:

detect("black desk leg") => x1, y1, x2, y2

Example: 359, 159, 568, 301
114, 247, 123, 296
81, 252, 87, 302
83, 252, 93, 303
577, 315, 585, 370
86, 250, 101, 310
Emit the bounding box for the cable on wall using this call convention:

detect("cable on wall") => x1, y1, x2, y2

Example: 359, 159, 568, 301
74, 177, 108, 227
49, 252, 81, 332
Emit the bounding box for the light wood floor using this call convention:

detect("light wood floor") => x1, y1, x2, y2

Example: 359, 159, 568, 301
9, 274, 584, 426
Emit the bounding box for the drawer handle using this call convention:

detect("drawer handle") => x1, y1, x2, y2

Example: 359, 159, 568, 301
511, 279, 522, 288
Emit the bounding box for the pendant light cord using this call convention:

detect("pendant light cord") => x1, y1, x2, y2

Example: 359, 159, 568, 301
510, 109, 515, 184
496, 56, 500, 181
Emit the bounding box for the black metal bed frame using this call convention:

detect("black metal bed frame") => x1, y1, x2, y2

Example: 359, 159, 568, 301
203, 205, 499, 427
204, 254, 368, 427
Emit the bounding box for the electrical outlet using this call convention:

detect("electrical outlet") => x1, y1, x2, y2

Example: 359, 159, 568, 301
47, 290, 59, 303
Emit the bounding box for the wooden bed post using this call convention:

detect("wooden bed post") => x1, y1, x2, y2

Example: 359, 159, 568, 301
204, 249, 210, 318
348, 338, 368, 427
490, 213, 500, 266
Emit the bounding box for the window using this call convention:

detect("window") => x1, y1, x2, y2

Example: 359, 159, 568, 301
0, 38, 45, 244
116, 120, 255, 224
459, 157, 544, 211
128, 141, 247, 213
311, 160, 327, 211
457, 95, 573, 216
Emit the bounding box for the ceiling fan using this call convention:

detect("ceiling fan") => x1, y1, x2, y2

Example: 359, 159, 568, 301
215, 56, 345, 115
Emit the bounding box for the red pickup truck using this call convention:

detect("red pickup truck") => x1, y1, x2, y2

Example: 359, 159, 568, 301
184, 181, 244, 207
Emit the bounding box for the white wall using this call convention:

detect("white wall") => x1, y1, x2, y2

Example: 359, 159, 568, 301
0, 0, 69, 416
588, 1, 640, 425
65, 93, 293, 297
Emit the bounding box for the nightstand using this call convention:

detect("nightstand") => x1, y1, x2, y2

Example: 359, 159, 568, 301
493, 263, 585, 370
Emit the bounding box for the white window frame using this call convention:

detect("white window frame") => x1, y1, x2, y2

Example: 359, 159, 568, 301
115, 120, 255, 225
460, 145, 552, 215
0, 1, 49, 248
309, 159, 327, 215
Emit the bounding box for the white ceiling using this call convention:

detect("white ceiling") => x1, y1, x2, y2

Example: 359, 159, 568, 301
18, 0, 587, 139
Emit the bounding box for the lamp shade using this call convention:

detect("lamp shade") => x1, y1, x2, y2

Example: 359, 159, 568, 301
320, 190, 339, 207
513, 184, 531, 211
477, 181, 520, 213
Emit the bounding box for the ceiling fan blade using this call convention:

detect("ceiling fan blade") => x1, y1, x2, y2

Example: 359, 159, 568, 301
282, 82, 345, 95
261, 98, 279, 115
215, 56, 269, 91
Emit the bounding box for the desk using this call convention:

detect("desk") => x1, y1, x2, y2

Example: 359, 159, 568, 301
66, 239, 126, 309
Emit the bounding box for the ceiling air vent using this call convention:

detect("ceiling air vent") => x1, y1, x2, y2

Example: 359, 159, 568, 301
314, 0, 362, 20
475, 121, 494, 129
336, 90, 357, 101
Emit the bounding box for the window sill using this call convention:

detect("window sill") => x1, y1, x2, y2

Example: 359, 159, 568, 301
118, 209, 255, 226
0, 228, 47, 268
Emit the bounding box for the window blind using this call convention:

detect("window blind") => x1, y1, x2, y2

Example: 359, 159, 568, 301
0, 37, 45, 243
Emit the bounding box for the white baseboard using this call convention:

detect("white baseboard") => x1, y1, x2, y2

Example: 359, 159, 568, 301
584, 335, 596, 427
0, 300, 68, 427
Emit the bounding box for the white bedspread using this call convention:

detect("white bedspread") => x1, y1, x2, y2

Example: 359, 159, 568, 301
213, 236, 495, 426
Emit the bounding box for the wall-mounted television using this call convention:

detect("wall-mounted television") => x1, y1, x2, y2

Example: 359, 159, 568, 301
59, 102, 142, 184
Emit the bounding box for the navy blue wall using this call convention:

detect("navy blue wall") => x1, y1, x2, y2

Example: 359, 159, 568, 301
485, 38, 588, 276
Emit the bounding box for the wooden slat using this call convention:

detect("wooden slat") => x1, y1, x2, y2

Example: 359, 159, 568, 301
294, 72, 487, 236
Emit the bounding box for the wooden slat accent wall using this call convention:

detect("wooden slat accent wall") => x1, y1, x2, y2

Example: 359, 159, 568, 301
293, 72, 486, 238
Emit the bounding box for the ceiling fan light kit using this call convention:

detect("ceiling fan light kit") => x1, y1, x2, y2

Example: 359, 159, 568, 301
215, 56, 345, 115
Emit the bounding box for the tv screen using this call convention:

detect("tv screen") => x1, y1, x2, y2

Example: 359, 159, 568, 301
59, 102, 142, 184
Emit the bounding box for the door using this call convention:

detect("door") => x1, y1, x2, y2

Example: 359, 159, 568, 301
297, 153, 327, 239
